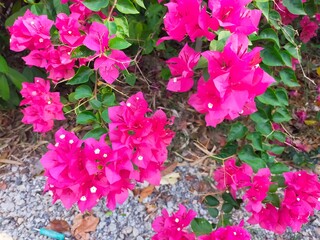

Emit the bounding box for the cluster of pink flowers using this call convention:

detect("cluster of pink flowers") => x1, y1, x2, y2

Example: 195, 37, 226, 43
41, 92, 175, 211
108, 92, 175, 185
213, 159, 320, 234
152, 205, 197, 240
9, 3, 130, 83
20, 77, 65, 133
160, 0, 274, 127
199, 224, 251, 240
151, 205, 251, 239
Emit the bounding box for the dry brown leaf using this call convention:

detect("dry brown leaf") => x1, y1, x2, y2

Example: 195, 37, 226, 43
0, 181, 7, 190
71, 212, 99, 240
161, 162, 178, 176
46, 219, 70, 233
160, 172, 180, 185
145, 204, 157, 214
139, 185, 155, 202
0, 159, 23, 165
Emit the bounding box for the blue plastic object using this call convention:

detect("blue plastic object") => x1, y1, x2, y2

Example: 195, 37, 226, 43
34, 228, 66, 240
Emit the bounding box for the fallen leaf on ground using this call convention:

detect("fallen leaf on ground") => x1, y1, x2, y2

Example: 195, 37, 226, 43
139, 185, 155, 202
0, 181, 7, 190
161, 162, 178, 176
71, 212, 99, 240
46, 219, 70, 233
160, 172, 180, 185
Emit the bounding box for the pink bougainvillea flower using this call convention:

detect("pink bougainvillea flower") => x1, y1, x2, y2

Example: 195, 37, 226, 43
20, 78, 65, 133
199, 224, 251, 240
108, 92, 175, 185
188, 37, 274, 127
209, 0, 261, 35
158, 0, 218, 44
213, 158, 253, 198
83, 21, 110, 54
152, 204, 196, 240
55, 13, 85, 47
94, 50, 131, 84
166, 44, 200, 92
299, 16, 318, 43
8, 9, 53, 52
243, 168, 272, 213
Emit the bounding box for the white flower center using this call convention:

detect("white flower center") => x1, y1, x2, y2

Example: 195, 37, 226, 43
175, 218, 179, 223
318, 197, 320, 202
298, 173, 301, 176
138, 155, 143, 161
49, 184, 54, 188
126, 102, 131, 107
103, 153, 108, 158
39, 38, 43, 43
67, 52, 71, 55
31, 91, 37, 96
297, 197, 300, 201
80, 196, 87, 201
68, 30, 72, 34
177, 227, 181, 231
47, 101, 52, 104
239, 110, 244, 114
60, 134, 65, 139
55, 143, 59, 147
173, 77, 177, 83
94, 148, 100, 154
233, 231, 237, 236
69, 140, 74, 144
90, 186, 97, 193
30, 21, 35, 25
208, 103, 213, 109
136, 97, 139, 100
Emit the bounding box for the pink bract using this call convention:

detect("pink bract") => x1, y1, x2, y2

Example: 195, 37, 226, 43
152, 204, 196, 240
199, 224, 251, 240
299, 16, 318, 43
8, 9, 53, 52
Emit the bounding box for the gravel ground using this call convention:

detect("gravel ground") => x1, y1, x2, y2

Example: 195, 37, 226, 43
0, 156, 320, 240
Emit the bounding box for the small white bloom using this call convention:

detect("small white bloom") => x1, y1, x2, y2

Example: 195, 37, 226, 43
80, 196, 87, 201
90, 186, 97, 193
69, 140, 74, 144
60, 134, 65, 139
138, 156, 143, 161
126, 102, 131, 107
103, 153, 108, 158
94, 148, 100, 154
175, 218, 179, 223
208, 103, 213, 109
47, 101, 52, 104
173, 77, 177, 83
39, 38, 44, 43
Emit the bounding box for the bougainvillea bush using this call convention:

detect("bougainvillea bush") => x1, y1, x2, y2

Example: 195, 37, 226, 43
5, 0, 320, 238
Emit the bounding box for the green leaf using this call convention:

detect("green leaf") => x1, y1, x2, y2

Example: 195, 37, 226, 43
283, 43, 300, 61
125, 73, 137, 86
272, 175, 286, 187
101, 109, 110, 123
256, 1, 269, 19
76, 111, 97, 124
71, 46, 96, 59
67, 66, 94, 85
0, 74, 10, 101
105, 21, 117, 35
238, 145, 267, 172
268, 10, 281, 30
0, 55, 9, 74
281, 25, 297, 45
279, 69, 300, 87
271, 131, 286, 143
222, 203, 233, 213
222, 192, 240, 208
205, 196, 219, 207
208, 208, 219, 218
261, 45, 284, 66
246, 132, 263, 151
83, 127, 108, 140
216, 141, 238, 159
263, 193, 280, 208
134, 0, 145, 8
279, 50, 292, 68
53, 0, 70, 14
114, 16, 130, 37
89, 99, 102, 109
227, 122, 248, 142
275, 88, 289, 106
282, 0, 306, 15
116, 0, 139, 14
269, 145, 285, 155
74, 85, 92, 100
102, 92, 116, 106
109, 37, 132, 50
250, 109, 270, 123
83, 0, 109, 11
255, 120, 273, 136
272, 108, 292, 123
191, 218, 213, 236
269, 162, 290, 174
6, 68, 28, 90
258, 28, 280, 48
